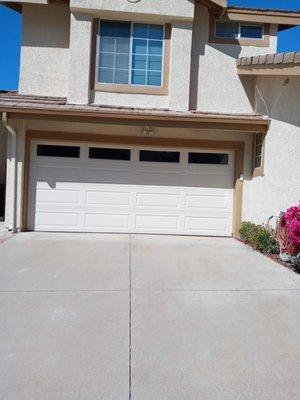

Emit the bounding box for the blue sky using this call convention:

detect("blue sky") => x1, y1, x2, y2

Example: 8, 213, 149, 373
0, 0, 299, 90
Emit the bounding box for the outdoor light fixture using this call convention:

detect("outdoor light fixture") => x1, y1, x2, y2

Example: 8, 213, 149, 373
141, 126, 154, 136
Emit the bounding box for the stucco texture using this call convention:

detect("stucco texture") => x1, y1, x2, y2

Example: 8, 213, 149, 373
69, 0, 195, 21
190, 3, 278, 114
19, 3, 70, 98
243, 76, 300, 225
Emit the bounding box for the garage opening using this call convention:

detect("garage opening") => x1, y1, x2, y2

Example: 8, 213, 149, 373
27, 141, 235, 236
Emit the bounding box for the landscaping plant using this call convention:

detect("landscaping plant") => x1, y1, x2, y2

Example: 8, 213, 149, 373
239, 221, 279, 255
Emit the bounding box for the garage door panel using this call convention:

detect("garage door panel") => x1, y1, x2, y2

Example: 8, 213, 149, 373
136, 192, 180, 208
33, 165, 82, 181
86, 190, 131, 206
184, 216, 229, 233
83, 168, 133, 183
185, 193, 231, 210
135, 214, 179, 230
34, 211, 78, 228
85, 213, 130, 229
28, 142, 234, 236
34, 188, 80, 205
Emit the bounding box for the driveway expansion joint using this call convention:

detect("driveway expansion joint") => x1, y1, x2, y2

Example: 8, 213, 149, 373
129, 234, 132, 400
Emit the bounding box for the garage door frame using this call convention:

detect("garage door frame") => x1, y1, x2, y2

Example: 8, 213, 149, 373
22, 130, 245, 237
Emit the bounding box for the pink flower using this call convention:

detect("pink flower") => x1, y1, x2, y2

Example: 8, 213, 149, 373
284, 205, 300, 247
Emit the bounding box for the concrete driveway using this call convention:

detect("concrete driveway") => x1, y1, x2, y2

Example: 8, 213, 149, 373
1, 233, 300, 400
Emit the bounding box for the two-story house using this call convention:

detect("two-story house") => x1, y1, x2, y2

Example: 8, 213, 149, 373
0, 0, 299, 238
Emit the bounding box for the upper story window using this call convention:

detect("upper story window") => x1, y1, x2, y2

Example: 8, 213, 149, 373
215, 21, 263, 40
209, 14, 269, 47
97, 21, 165, 88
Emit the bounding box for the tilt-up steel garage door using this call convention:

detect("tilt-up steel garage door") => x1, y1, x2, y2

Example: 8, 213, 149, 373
27, 141, 235, 236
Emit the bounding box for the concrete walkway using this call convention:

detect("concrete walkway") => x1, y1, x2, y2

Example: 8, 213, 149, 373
0, 233, 300, 400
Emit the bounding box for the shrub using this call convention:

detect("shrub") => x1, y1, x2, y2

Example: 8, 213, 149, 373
239, 221, 279, 255
284, 205, 300, 248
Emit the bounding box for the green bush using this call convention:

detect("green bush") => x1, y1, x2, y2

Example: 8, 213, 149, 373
239, 221, 279, 255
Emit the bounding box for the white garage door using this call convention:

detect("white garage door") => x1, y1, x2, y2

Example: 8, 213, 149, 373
28, 141, 235, 236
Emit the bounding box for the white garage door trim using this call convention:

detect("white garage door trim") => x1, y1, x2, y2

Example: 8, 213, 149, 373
28, 140, 235, 236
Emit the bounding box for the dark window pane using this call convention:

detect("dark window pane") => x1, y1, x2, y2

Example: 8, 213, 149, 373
255, 133, 263, 146
241, 24, 263, 39
139, 150, 180, 163
255, 155, 262, 169
89, 147, 131, 160
37, 145, 80, 158
100, 21, 116, 37
116, 22, 131, 38
188, 153, 229, 165
215, 21, 238, 39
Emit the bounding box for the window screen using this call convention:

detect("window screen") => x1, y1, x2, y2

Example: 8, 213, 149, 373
98, 21, 164, 87
139, 150, 180, 163
188, 153, 229, 165
89, 147, 131, 160
37, 145, 80, 158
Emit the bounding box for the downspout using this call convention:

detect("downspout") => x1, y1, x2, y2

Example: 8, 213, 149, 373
2, 112, 18, 232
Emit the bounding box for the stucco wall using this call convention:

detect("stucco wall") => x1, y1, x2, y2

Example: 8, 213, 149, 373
70, 0, 195, 21
91, 20, 193, 111
19, 3, 70, 97
191, 3, 278, 113
243, 76, 300, 225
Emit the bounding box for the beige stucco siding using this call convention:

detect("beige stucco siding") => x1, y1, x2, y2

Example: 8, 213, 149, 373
243, 76, 300, 225
69, 0, 195, 21
70, 16, 193, 111
191, 4, 278, 113
68, 12, 93, 105
19, 3, 70, 97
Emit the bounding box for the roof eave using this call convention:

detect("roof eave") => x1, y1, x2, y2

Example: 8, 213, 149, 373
0, 103, 269, 133
227, 7, 300, 26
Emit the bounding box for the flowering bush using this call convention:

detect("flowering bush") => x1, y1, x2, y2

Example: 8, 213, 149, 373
284, 205, 300, 245
283, 205, 300, 254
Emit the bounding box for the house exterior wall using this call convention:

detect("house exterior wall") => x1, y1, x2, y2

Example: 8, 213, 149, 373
17, 1, 281, 114
19, 3, 70, 97
243, 75, 300, 225
191, 3, 278, 113
69, 0, 195, 21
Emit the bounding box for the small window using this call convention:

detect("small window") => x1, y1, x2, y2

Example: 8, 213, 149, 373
188, 153, 229, 165
254, 133, 263, 169
98, 21, 164, 87
37, 145, 80, 158
215, 21, 239, 39
240, 24, 263, 39
214, 19, 264, 41
139, 150, 180, 163
89, 147, 131, 160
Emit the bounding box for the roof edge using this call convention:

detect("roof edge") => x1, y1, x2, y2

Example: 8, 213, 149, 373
227, 7, 300, 26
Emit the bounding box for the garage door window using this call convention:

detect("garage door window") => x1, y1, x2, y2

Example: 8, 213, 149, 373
89, 147, 131, 160
37, 145, 80, 158
188, 152, 228, 165
139, 150, 180, 163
